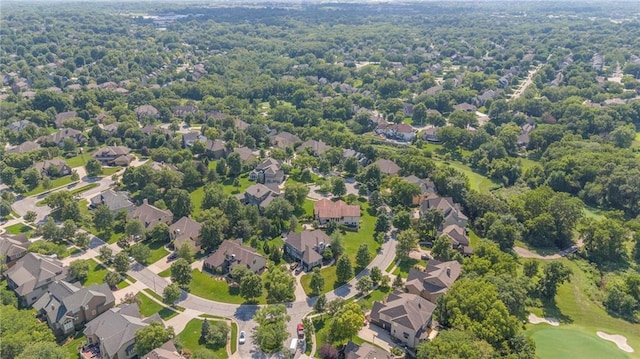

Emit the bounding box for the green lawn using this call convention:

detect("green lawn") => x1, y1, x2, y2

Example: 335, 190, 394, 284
353, 286, 391, 310
177, 319, 228, 359
221, 174, 252, 195
526, 326, 629, 359
82, 259, 110, 286
300, 201, 379, 295
526, 258, 640, 357
190, 186, 204, 215
158, 268, 171, 277
445, 162, 500, 194
189, 269, 267, 304
101, 167, 120, 176
140, 241, 170, 264
136, 292, 178, 320
64, 152, 90, 168
230, 322, 238, 354
5, 223, 33, 235
392, 258, 427, 276
70, 183, 99, 195
520, 157, 539, 172
62, 332, 86, 359
24, 175, 76, 196
144, 288, 164, 302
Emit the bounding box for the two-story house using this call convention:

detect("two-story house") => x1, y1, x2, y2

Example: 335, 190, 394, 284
283, 230, 331, 271
249, 158, 285, 184
169, 216, 203, 252
269, 131, 301, 149
313, 198, 361, 229
0, 233, 30, 268
127, 199, 174, 231
5, 252, 68, 306
375, 123, 416, 142
405, 260, 462, 302
31, 159, 72, 178
33, 280, 115, 338
89, 190, 135, 213
238, 184, 281, 210
92, 146, 134, 166
370, 291, 436, 349
419, 195, 468, 229
203, 240, 267, 275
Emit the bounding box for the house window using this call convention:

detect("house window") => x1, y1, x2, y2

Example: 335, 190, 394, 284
63, 321, 73, 331
403, 332, 410, 339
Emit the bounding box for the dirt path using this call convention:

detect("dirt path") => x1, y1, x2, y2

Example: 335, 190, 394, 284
513, 246, 561, 260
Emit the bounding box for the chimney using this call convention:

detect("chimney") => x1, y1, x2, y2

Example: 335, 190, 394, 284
143, 198, 148, 205
446, 267, 451, 277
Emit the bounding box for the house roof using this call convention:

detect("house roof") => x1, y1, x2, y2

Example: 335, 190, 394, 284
269, 131, 301, 148
142, 340, 184, 359
314, 198, 361, 219
256, 158, 281, 171
391, 123, 414, 134
420, 195, 467, 221
92, 146, 131, 158
370, 291, 435, 332
84, 303, 157, 359
245, 183, 279, 198
0, 234, 30, 259
33, 280, 114, 325
234, 147, 257, 163
135, 105, 159, 117
203, 240, 266, 271
90, 190, 134, 213
5, 252, 67, 296
7, 140, 41, 154
128, 200, 173, 229
344, 341, 393, 359
39, 128, 84, 145
370, 159, 401, 176
453, 103, 477, 112
442, 224, 470, 247
54, 111, 78, 128
297, 139, 331, 155
31, 159, 69, 173
149, 162, 178, 172
169, 217, 202, 247
7, 119, 36, 132
205, 139, 226, 152
286, 230, 329, 265
406, 260, 461, 297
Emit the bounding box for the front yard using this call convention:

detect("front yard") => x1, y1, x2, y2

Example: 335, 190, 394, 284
5, 223, 33, 235
82, 259, 129, 289
177, 319, 229, 359
136, 292, 178, 320
189, 269, 267, 304
24, 175, 77, 196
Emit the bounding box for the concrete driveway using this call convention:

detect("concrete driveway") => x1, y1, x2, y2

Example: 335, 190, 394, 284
357, 322, 395, 353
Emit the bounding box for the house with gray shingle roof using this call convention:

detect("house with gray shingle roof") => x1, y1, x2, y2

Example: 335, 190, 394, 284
141, 341, 184, 359
127, 199, 173, 230
169, 217, 203, 252
5, 252, 68, 306
406, 260, 461, 302
31, 158, 72, 178
369, 159, 401, 176
237, 183, 281, 210
7, 119, 36, 132
90, 190, 135, 213
269, 131, 301, 148
0, 233, 30, 268
33, 280, 115, 338
203, 239, 267, 275
38, 128, 86, 147
284, 230, 331, 272
54, 111, 78, 128
249, 158, 284, 184
7, 140, 41, 154
297, 139, 331, 156
370, 291, 436, 349
84, 303, 161, 359
344, 341, 392, 359
419, 194, 468, 228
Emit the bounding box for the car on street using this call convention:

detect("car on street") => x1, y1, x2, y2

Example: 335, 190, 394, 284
239, 331, 246, 344
297, 323, 305, 338
168, 253, 178, 261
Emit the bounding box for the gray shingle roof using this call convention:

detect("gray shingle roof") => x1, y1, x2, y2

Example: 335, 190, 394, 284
5, 252, 67, 296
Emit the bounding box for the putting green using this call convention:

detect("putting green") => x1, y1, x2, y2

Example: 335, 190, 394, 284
528, 327, 630, 359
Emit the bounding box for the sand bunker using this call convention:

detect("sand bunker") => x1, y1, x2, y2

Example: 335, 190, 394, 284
597, 331, 634, 353
528, 313, 559, 326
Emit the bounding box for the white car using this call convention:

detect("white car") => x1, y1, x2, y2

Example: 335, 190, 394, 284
239, 331, 246, 344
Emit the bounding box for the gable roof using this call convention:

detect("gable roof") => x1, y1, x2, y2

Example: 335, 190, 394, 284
39, 128, 84, 145
7, 140, 41, 154
442, 224, 470, 247
297, 139, 331, 155
314, 198, 361, 219
134, 105, 159, 117
142, 340, 184, 359
127, 200, 173, 229
7, 119, 36, 132
31, 158, 69, 173
169, 217, 202, 248
90, 190, 134, 212
5, 252, 67, 296
420, 195, 467, 221
33, 280, 114, 325
54, 111, 77, 128
406, 260, 461, 297
269, 131, 301, 148
344, 341, 393, 359
370, 291, 435, 332
285, 230, 329, 264
0, 234, 30, 259
234, 147, 257, 163
203, 240, 266, 271
92, 146, 131, 158
370, 159, 401, 176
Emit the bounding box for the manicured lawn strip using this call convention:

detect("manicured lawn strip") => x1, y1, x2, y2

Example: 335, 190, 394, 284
230, 322, 238, 354
116, 281, 130, 289
63, 332, 86, 359
352, 286, 391, 310
159, 307, 179, 320
526, 326, 629, 359
302, 198, 315, 217
101, 167, 120, 176
137, 292, 165, 317
142, 241, 170, 264
200, 314, 226, 319
126, 274, 137, 283
81, 259, 110, 286
69, 183, 99, 195
24, 175, 76, 196
177, 319, 227, 359
5, 223, 33, 234
144, 288, 164, 302
64, 153, 90, 168
158, 268, 172, 277
445, 162, 500, 194
189, 269, 267, 304
300, 201, 379, 295
190, 186, 204, 214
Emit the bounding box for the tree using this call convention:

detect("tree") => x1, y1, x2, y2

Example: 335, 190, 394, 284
177, 243, 194, 263
129, 244, 151, 265
343, 156, 359, 176
374, 214, 390, 234
69, 259, 89, 282
134, 321, 174, 357
309, 268, 325, 295
16, 342, 67, 359
226, 152, 242, 177
203, 320, 229, 347
264, 265, 295, 303
104, 271, 122, 288
356, 275, 372, 295
163, 283, 182, 305
385, 177, 421, 207
318, 344, 339, 359
610, 124, 636, 148
392, 210, 412, 231
170, 259, 192, 289
0, 303, 57, 359
99, 246, 113, 263
23, 211, 36, 223
355, 243, 371, 269
85, 158, 103, 177
431, 234, 454, 261
40, 217, 61, 242
264, 197, 294, 233
200, 319, 211, 343
240, 272, 263, 302
580, 218, 629, 265
412, 103, 428, 125
231, 265, 251, 282
62, 220, 77, 240
392, 273, 404, 289
331, 177, 346, 197
330, 234, 344, 258
417, 330, 495, 359
75, 232, 90, 249
314, 294, 327, 313
113, 252, 130, 273
125, 219, 144, 239
164, 188, 193, 219
200, 217, 226, 252
254, 304, 290, 354
538, 262, 571, 300
370, 266, 382, 286
523, 261, 539, 278
284, 183, 309, 209
397, 229, 419, 261
336, 255, 353, 284
328, 302, 365, 343
149, 222, 170, 243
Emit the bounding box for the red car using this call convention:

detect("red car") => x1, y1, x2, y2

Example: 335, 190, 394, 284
297, 323, 305, 338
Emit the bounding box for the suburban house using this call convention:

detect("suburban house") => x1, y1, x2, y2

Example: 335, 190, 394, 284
283, 230, 331, 271
313, 198, 361, 228
33, 280, 115, 338
141, 341, 184, 359
442, 224, 473, 255
5, 252, 68, 306
171, 104, 198, 118
7, 119, 35, 132
518, 122, 536, 148
375, 123, 416, 141
127, 199, 174, 231
169, 216, 203, 252
39, 128, 86, 147
84, 303, 162, 359
182, 132, 208, 148
453, 103, 477, 113
0, 233, 30, 268
405, 260, 462, 302
269, 131, 301, 148
370, 291, 436, 349
297, 139, 331, 156
343, 341, 393, 359
31, 158, 72, 178
90, 190, 135, 213
237, 184, 281, 210
342, 149, 368, 166
54, 111, 78, 128
419, 195, 468, 229
134, 105, 159, 120
7, 140, 41, 154
234, 146, 258, 164
205, 138, 227, 159
149, 161, 178, 172
403, 175, 437, 205
369, 159, 401, 176
203, 240, 267, 275
249, 158, 284, 184
92, 146, 134, 166
422, 126, 441, 143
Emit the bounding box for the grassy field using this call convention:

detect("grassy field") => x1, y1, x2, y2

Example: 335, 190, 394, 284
527, 326, 630, 359
5, 223, 33, 235
189, 269, 267, 304
64, 152, 90, 168
136, 292, 178, 320
24, 175, 76, 196
190, 186, 205, 214
141, 241, 169, 264
177, 319, 228, 359
526, 258, 640, 358
445, 162, 500, 194
300, 200, 379, 295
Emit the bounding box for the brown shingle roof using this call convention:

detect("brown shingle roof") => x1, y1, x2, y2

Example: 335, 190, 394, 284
314, 198, 360, 219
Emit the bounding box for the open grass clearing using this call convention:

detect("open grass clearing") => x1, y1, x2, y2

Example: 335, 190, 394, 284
5, 223, 33, 235
189, 269, 267, 304
526, 326, 630, 359
81, 259, 110, 286
24, 175, 76, 196
177, 319, 228, 359
136, 292, 178, 320
64, 152, 90, 168
139, 241, 169, 264
444, 162, 500, 194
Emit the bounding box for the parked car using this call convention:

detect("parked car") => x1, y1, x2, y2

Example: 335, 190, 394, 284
297, 323, 305, 338
295, 266, 303, 274
239, 331, 246, 344
290, 262, 298, 271
420, 253, 431, 260
168, 253, 178, 261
